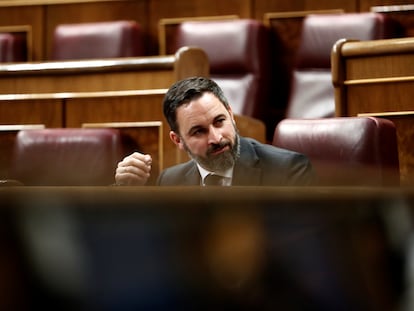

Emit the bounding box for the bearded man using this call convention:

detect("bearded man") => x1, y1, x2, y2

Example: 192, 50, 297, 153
115, 77, 315, 186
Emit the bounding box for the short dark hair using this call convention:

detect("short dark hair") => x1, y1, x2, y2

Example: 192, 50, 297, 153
163, 76, 231, 133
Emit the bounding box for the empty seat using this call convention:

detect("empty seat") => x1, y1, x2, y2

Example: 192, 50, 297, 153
286, 12, 399, 119
10, 128, 123, 186
173, 19, 273, 136
272, 117, 400, 186
0, 32, 27, 62
52, 20, 144, 60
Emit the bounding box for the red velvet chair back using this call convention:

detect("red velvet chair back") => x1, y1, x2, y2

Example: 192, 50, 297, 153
0, 32, 27, 62
10, 128, 123, 186
174, 19, 272, 126
52, 20, 144, 60
286, 13, 399, 119
272, 117, 400, 186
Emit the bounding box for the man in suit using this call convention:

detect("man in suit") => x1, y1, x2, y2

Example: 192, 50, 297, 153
115, 76, 315, 186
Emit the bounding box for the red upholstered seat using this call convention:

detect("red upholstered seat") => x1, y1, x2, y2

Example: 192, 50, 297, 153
52, 20, 144, 60
0, 32, 27, 62
272, 117, 400, 186
286, 12, 399, 119
174, 19, 273, 135
10, 128, 123, 186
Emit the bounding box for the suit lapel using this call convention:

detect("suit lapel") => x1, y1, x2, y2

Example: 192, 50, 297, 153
232, 137, 262, 186
183, 162, 202, 185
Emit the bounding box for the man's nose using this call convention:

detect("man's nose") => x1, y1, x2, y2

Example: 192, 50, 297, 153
208, 126, 222, 143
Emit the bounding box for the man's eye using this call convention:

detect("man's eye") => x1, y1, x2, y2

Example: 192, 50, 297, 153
215, 118, 225, 126
192, 129, 205, 136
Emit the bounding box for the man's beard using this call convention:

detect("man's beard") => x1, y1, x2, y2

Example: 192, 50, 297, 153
183, 133, 240, 172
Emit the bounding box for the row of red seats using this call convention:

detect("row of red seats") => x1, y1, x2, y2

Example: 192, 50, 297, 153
0, 116, 400, 187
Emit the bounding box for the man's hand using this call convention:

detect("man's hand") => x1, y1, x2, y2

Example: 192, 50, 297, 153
115, 152, 152, 186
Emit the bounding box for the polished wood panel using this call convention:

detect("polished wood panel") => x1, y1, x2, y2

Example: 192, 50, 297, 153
332, 37, 414, 185
0, 97, 62, 127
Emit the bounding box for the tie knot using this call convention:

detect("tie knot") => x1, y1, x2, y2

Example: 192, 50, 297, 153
204, 174, 223, 186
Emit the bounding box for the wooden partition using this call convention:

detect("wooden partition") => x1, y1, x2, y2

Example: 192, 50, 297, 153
0, 46, 209, 94
332, 37, 414, 186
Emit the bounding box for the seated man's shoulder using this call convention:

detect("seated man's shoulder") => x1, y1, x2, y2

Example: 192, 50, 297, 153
157, 160, 195, 185
241, 137, 316, 186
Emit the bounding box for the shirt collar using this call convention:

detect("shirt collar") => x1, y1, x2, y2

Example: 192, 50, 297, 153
196, 163, 233, 185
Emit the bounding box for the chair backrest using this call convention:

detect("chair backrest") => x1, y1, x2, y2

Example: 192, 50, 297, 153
10, 128, 123, 186
0, 124, 45, 183
174, 19, 272, 128
272, 117, 400, 186
0, 32, 27, 62
52, 20, 144, 60
286, 12, 399, 119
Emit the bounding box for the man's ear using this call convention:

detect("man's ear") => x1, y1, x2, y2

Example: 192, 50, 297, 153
169, 131, 184, 150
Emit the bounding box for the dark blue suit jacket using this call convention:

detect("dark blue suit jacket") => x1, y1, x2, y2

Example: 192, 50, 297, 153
157, 137, 315, 186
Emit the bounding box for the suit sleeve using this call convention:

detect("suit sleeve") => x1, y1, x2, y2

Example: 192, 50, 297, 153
287, 153, 317, 186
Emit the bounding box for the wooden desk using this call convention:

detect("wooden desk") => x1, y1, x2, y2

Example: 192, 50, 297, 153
332, 37, 414, 186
